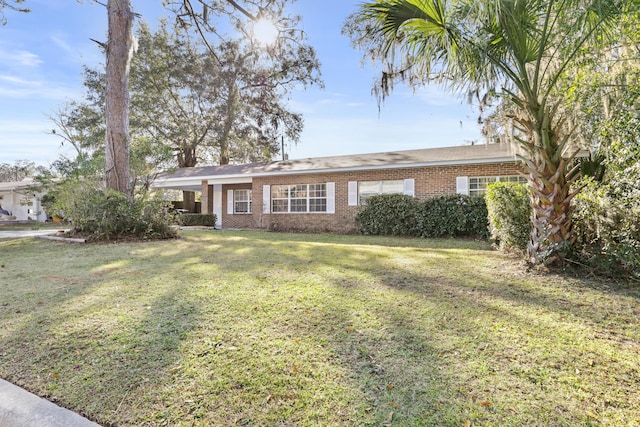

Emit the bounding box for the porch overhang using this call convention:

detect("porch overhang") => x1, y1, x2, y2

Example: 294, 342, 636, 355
152, 176, 253, 192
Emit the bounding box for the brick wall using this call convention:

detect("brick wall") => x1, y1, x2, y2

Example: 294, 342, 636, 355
221, 161, 523, 232
221, 183, 257, 229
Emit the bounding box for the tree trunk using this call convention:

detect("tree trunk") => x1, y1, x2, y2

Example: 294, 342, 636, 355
177, 144, 198, 211
522, 108, 580, 265
219, 75, 239, 166
182, 190, 196, 213
526, 161, 576, 264
105, 0, 135, 195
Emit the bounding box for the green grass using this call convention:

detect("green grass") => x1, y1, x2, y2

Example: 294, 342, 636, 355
0, 230, 638, 426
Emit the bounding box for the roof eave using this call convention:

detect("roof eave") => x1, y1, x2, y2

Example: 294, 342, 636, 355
152, 156, 518, 189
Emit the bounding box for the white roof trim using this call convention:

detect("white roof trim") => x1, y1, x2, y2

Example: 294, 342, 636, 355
153, 176, 253, 189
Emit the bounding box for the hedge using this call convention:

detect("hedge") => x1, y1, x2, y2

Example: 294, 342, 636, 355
179, 213, 217, 227
485, 182, 531, 252
356, 193, 489, 239
418, 194, 489, 238
355, 194, 419, 236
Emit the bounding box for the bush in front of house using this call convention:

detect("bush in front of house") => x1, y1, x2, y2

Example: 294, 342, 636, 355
417, 194, 489, 238
485, 182, 531, 252
355, 194, 419, 236
50, 179, 177, 241
179, 213, 217, 227
355, 193, 489, 238
75, 189, 177, 240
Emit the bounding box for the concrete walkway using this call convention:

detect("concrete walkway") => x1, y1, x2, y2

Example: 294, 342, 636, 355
0, 379, 100, 427
0, 229, 70, 239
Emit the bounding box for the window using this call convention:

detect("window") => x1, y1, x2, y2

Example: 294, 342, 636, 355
271, 183, 327, 213
469, 176, 528, 197
234, 189, 252, 214
358, 180, 404, 205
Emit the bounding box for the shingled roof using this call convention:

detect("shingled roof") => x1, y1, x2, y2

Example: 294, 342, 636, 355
157, 144, 518, 189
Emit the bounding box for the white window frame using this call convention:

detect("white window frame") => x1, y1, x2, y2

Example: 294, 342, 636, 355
233, 189, 252, 214
357, 180, 405, 205
468, 175, 528, 197
271, 183, 328, 213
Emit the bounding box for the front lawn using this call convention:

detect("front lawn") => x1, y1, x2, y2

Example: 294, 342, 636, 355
0, 231, 638, 426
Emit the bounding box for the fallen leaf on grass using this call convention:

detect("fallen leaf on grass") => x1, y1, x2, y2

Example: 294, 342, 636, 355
480, 401, 491, 407
386, 384, 394, 390
463, 420, 471, 427
387, 401, 400, 409
587, 411, 599, 421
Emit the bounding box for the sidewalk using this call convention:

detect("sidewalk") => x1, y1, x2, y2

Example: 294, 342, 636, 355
0, 229, 69, 239
0, 379, 100, 427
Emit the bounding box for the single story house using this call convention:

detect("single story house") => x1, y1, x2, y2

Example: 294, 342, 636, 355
153, 144, 526, 232
0, 178, 47, 222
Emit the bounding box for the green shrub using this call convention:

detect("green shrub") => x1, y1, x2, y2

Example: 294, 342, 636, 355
355, 193, 489, 238
417, 194, 489, 238
51, 179, 177, 241
465, 196, 492, 238
572, 179, 640, 280
485, 182, 531, 252
355, 194, 419, 236
179, 213, 217, 227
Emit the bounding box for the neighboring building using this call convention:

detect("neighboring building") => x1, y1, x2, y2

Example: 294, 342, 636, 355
154, 144, 526, 232
0, 179, 47, 222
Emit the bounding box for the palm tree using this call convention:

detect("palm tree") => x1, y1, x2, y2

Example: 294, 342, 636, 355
348, 0, 630, 264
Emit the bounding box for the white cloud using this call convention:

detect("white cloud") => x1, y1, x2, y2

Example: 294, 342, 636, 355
0, 47, 42, 67
0, 75, 36, 85
0, 72, 80, 100
50, 35, 73, 54
0, 80, 78, 100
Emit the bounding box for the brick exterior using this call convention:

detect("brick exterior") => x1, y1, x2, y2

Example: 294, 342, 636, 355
218, 161, 523, 233
221, 183, 256, 229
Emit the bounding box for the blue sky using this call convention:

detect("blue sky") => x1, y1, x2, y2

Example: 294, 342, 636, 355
0, 0, 483, 166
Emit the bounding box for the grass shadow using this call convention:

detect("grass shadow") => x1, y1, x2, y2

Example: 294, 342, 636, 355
0, 230, 638, 425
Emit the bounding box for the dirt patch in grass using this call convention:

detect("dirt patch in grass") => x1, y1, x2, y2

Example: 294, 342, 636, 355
0, 231, 638, 426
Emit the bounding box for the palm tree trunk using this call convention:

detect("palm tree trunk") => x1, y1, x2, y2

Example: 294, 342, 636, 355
526, 162, 576, 264
522, 109, 580, 264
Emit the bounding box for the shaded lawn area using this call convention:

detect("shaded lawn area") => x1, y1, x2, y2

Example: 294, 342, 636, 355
0, 230, 638, 426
